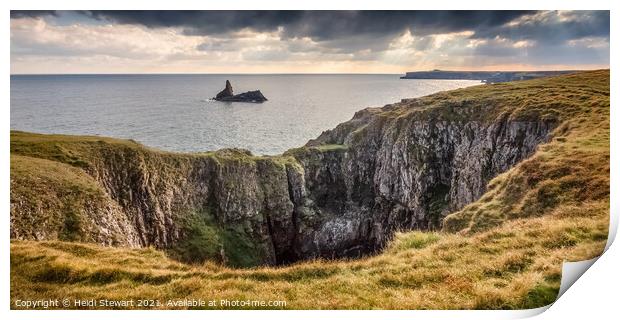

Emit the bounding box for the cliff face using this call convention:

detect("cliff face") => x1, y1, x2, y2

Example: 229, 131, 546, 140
12, 73, 578, 267
284, 103, 555, 260
73, 146, 300, 266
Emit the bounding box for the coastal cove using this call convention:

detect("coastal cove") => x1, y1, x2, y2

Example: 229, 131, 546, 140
10, 70, 610, 309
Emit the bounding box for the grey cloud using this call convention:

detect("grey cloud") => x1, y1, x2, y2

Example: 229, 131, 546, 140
464, 37, 609, 67
10, 10, 610, 68
48, 11, 535, 40
10, 10, 57, 19
472, 11, 610, 43
11, 10, 609, 46
197, 39, 242, 52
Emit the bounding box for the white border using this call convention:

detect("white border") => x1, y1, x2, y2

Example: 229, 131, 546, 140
3, 1, 617, 319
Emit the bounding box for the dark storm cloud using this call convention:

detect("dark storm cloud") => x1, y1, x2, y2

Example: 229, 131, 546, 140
75, 10, 543, 56
71, 10, 534, 40
472, 11, 610, 43
82, 10, 301, 35
12, 10, 609, 45
10, 10, 57, 19
10, 10, 609, 44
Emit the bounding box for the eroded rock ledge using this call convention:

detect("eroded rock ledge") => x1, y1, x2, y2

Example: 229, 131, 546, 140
10, 85, 558, 267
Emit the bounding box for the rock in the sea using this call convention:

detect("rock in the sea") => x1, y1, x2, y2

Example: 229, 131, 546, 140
221, 90, 268, 103
213, 80, 268, 103
215, 80, 234, 100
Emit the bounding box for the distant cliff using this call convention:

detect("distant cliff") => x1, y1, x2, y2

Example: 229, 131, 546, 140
10, 70, 609, 267
400, 70, 576, 83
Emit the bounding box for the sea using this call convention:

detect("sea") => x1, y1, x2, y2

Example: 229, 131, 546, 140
10, 74, 480, 155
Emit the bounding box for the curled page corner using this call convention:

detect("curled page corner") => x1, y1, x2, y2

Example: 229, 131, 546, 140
513, 305, 551, 318
523, 207, 617, 317
605, 207, 618, 252
548, 205, 617, 307
517, 257, 601, 318
557, 257, 600, 298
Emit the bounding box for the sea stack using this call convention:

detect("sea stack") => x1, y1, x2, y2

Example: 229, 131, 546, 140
215, 80, 234, 100
213, 80, 268, 103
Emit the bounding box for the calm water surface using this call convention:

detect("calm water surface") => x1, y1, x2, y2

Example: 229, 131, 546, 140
11, 74, 480, 155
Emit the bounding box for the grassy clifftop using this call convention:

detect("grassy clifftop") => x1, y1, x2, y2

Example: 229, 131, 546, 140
443, 70, 609, 232
11, 131, 300, 267
10, 70, 610, 309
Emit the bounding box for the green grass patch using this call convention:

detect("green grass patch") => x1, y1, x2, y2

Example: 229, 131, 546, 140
388, 231, 441, 253
519, 284, 559, 309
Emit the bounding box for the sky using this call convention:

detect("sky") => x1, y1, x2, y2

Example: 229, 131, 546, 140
10, 10, 610, 74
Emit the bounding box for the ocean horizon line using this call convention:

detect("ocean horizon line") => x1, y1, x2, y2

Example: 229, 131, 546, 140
10, 73, 406, 76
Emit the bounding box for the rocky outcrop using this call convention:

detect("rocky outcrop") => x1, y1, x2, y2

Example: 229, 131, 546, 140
213, 80, 268, 103
286, 106, 556, 260
79, 146, 296, 266
10, 78, 563, 267
215, 80, 234, 100
218, 90, 267, 103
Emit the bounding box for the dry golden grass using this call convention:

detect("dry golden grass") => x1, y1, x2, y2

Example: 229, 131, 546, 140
443, 71, 609, 233
10, 200, 607, 309
10, 70, 610, 309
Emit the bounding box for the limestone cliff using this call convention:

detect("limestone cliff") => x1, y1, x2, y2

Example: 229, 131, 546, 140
284, 99, 555, 260
13, 71, 604, 267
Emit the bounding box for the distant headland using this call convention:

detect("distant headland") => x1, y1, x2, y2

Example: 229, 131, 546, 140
400, 69, 578, 83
